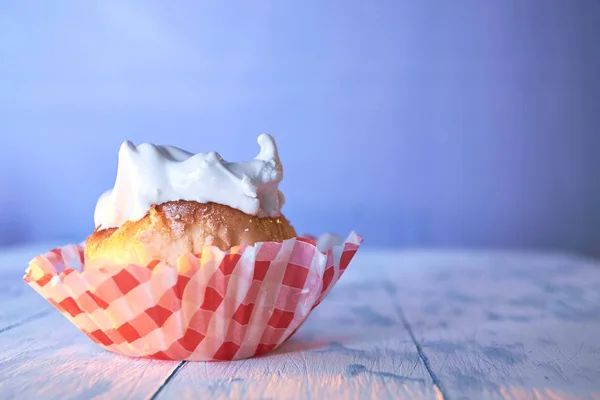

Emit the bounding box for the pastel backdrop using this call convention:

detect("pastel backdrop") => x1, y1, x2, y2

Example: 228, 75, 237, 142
1, 1, 599, 253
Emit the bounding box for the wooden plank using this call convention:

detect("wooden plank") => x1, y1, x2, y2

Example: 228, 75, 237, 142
0, 310, 177, 400
157, 252, 439, 400
7, 244, 600, 399
386, 251, 600, 400
0, 246, 434, 399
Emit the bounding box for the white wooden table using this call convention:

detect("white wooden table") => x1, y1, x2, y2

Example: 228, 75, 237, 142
1, 243, 599, 400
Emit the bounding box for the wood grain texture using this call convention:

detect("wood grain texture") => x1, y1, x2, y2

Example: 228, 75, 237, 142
2, 244, 600, 400
386, 251, 600, 400
157, 276, 439, 400
0, 311, 178, 399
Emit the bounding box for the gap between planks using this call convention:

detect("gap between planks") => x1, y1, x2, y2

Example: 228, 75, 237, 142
0, 308, 53, 335
383, 281, 449, 400
147, 361, 187, 400
150, 279, 448, 400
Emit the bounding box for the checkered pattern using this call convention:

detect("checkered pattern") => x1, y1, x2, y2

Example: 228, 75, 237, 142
23, 233, 362, 361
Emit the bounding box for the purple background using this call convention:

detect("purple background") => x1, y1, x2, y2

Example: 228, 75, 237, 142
1, 1, 599, 253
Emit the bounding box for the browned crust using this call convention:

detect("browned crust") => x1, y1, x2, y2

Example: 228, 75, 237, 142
84, 201, 296, 266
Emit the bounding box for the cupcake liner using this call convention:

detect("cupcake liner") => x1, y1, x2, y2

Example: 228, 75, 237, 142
23, 232, 362, 361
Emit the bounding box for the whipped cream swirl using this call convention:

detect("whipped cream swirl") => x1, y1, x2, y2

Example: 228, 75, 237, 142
94, 134, 285, 229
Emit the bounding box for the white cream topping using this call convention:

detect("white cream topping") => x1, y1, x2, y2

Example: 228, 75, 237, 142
94, 134, 285, 229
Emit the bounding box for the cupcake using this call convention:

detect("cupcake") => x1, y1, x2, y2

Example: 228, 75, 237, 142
24, 134, 362, 361
85, 135, 296, 266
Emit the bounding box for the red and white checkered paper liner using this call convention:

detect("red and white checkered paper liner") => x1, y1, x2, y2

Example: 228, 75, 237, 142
23, 232, 362, 361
